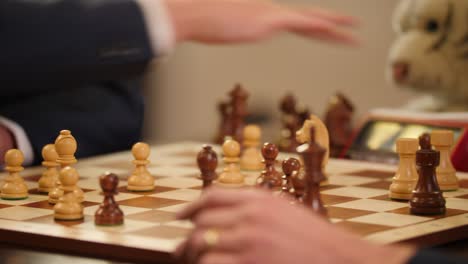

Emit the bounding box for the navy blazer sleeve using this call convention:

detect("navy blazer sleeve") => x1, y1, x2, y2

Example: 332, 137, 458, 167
0, 0, 154, 94
407, 249, 468, 264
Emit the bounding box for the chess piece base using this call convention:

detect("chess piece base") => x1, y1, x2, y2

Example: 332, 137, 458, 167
1, 193, 28, 200
54, 213, 84, 221
95, 215, 124, 226
439, 183, 459, 192
389, 191, 412, 200
410, 206, 446, 215
127, 185, 155, 191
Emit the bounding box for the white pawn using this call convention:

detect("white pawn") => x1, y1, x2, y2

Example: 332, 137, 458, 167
389, 138, 418, 200
218, 139, 244, 187
54, 166, 84, 220
127, 142, 155, 191
240, 125, 263, 171
38, 144, 59, 193
1, 149, 28, 200
431, 130, 459, 191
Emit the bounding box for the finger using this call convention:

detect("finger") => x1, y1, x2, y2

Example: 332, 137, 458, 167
294, 24, 360, 46
298, 7, 359, 26
176, 188, 270, 220
193, 206, 247, 229
199, 252, 241, 264
179, 226, 248, 263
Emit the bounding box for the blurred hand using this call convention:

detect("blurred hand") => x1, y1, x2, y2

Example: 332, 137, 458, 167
0, 125, 15, 165
175, 188, 415, 264
165, 0, 359, 45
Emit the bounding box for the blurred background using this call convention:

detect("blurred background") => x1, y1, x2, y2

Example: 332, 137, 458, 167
143, 0, 416, 144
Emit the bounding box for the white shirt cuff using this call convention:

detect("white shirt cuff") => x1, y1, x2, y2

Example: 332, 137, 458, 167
136, 0, 175, 55
0, 117, 35, 166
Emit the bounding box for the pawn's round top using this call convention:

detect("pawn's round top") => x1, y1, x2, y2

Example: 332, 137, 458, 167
431, 130, 454, 146
419, 133, 432, 150
197, 145, 218, 171
396, 138, 418, 154
223, 139, 240, 157
55, 130, 77, 157
230, 84, 249, 99
5, 149, 24, 167
42, 144, 59, 162
132, 142, 150, 160
59, 166, 79, 186
282, 158, 301, 175
100, 172, 119, 193
261, 142, 279, 160
280, 94, 297, 113
243, 125, 261, 141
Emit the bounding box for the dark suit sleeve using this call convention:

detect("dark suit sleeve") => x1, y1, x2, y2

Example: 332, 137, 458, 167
0, 0, 154, 95
407, 249, 468, 264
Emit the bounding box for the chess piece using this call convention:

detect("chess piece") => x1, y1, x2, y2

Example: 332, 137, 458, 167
240, 125, 263, 171
280, 158, 301, 197
197, 145, 218, 189
324, 92, 354, 157
389, 138, 418, 200
127, 142, 155, 191
410, 134, 446, 215
49, 130, 82, 204
229, 84, 249, 143
218, 139, 244, 187
256, 143, 282, 188
95, 172, 124, 226
38, 144, 59, 193
215, 101, 231, 144
297, 126, 327, 217
54, 166, 84, 220
1, 149, 28, 200
431, 130, 459, 191
278, 94, 301, 153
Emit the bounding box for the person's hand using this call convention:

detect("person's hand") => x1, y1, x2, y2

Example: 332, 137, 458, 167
164, 0, 359, 45
0, 125, 15, 165
175, 188, 415, 264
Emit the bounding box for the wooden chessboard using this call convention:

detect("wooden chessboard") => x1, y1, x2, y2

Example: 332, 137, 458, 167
0, 142, 467, 264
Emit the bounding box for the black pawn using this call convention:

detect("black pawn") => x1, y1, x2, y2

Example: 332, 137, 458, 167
95, 172, 124, 226
197, 145, 218, 189
410, 133, 446, 215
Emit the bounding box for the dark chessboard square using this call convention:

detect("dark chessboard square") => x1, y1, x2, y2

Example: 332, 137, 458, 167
322, 194, 358, 206
457, 194, 468, 199
130, 225, 191, 239
28, 214, 92, 227
459, 179, 468, 188
126, 210, 177, 223
327, 206, 375, 220
23, 174, 42, 182
335, 221, 393, 236
0, 204, 13, 209
27, 189, 48, 195
23, 201, 99, 210
118, 196, 186, 209
320, 184, 344, 191
343, 169, 394, 179
118, 186, 177, 195
388, 207, 466, 219
357, 181, 392, 190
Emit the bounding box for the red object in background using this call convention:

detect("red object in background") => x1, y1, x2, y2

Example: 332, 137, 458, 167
343, 109, 468, 172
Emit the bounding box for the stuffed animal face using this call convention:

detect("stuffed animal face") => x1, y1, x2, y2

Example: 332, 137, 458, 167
388, 0, 468, 105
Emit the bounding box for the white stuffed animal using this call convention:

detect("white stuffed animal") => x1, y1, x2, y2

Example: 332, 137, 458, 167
388, 0, 468, 111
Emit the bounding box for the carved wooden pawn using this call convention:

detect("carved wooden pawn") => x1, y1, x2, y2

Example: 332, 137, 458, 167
38, 144, 60, 193
279, 158, 301, 198
1, 149, 28, 200
127, 142, 155, 191
240, 125, 263, 171
95, 172, 124, 226
431, 130, 459, 191
410, 134, 446, 215
389, 138, 418, 200
54, 167, 84, 220
197, 145, 218, 189
256, 143, 282, 188
218, 139, 244, 187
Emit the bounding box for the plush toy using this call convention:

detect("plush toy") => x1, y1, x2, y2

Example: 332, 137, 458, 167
388, 0, 468, 111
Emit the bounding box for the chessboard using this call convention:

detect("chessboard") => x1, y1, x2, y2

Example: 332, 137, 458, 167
0, 142, 467, 264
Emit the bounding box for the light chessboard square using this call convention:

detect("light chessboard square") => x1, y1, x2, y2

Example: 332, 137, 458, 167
157, 177, 202, 189
321, 186, 389, 199
445, 197, 468, 211
327, 175, 381, 186
0, 195, 48, 206
0, 206, 52, 221
332, 198, 409, 212
84, 190, 141, 203
348, 212, 432, 227
84, 205, 151, 216
150, 189, 202, 201
74, 219, 160, 233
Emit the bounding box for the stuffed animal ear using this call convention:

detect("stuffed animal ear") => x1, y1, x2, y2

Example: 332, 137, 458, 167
392, 0, 413, 33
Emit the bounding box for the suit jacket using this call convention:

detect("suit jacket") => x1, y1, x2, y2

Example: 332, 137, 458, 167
0, 0, 154, 164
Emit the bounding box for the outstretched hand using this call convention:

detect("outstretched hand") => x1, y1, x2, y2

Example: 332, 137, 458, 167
175, 188, 415, 264
164, 0, 359, 45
